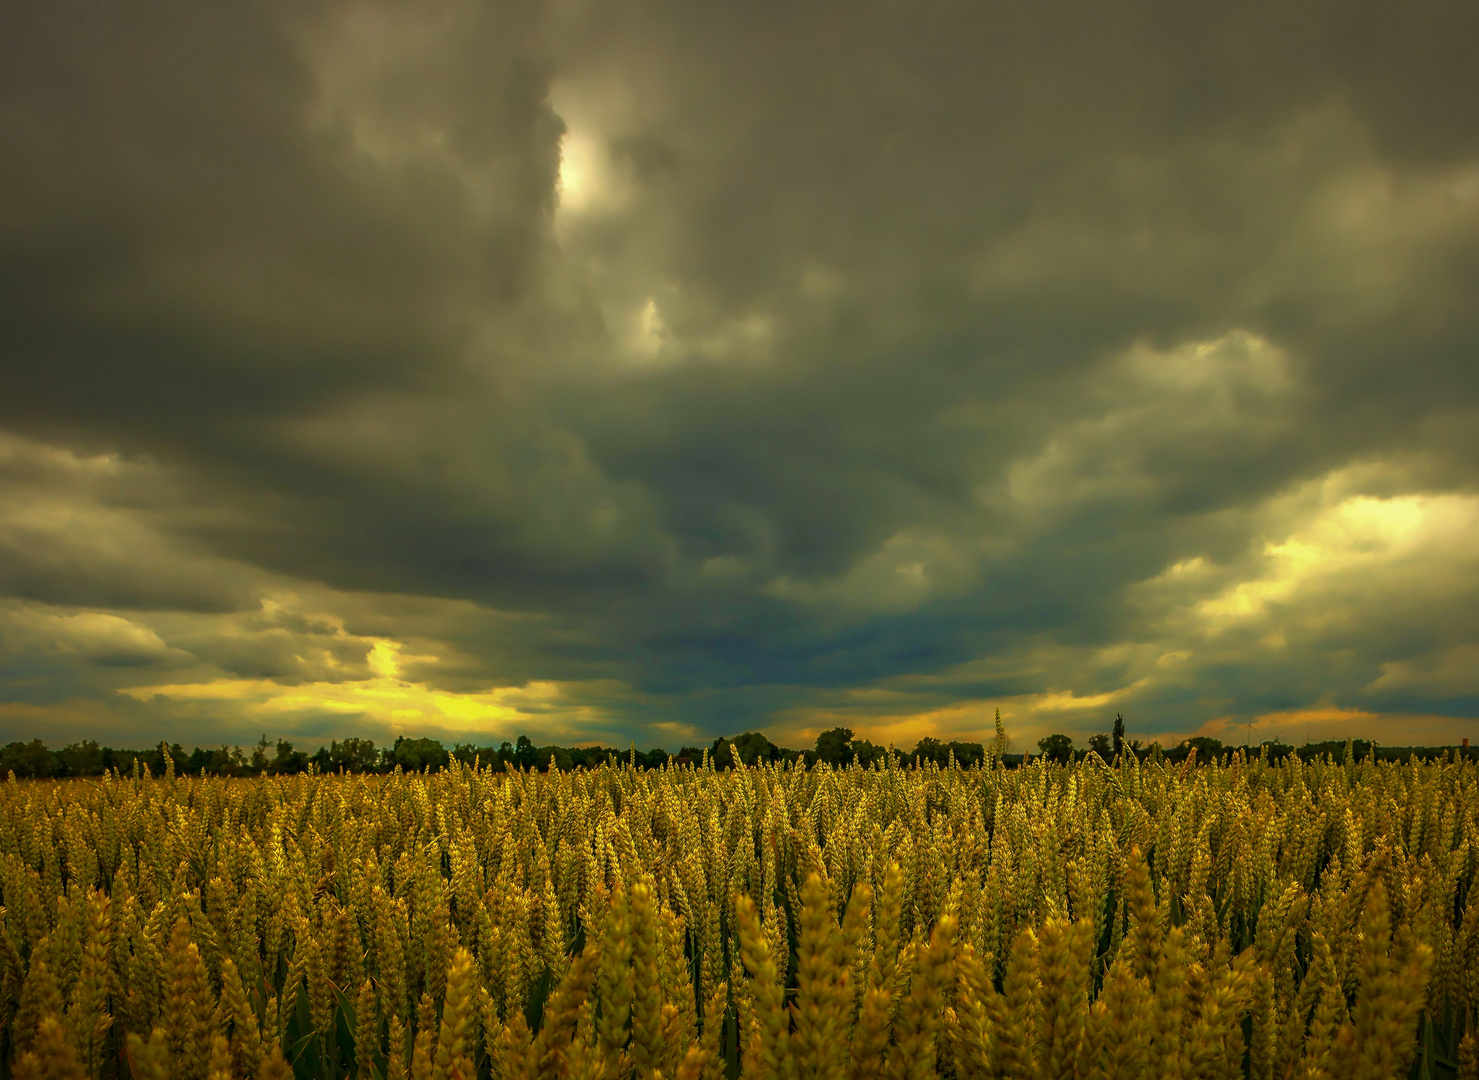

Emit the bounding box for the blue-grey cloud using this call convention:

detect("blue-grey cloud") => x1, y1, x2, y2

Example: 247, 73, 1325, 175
1, 0, 1477, 752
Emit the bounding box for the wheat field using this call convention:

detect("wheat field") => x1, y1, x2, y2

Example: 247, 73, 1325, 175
0, 738, 1474, 1079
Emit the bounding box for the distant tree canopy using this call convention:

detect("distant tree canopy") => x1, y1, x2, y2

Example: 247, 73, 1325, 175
328, 737, 380, 773
909, 737, 988, 768
1037, 733, 1076, 765
2, 739, 57, 778
392, 736, 450, 773
814, 727, 854, 766
725, 731, 783, 766
1181, 736, 1226, 760
0, 727, 1462, 780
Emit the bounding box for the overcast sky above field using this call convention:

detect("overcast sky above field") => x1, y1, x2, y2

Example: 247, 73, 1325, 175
2, 0, 1478, 754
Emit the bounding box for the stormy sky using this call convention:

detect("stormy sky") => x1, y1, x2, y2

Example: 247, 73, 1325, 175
2, 0, 1477, 754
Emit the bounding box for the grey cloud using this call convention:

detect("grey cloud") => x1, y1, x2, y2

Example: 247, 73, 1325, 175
2, 0, 1478, 748
609, 135, 681, 183
0, 435, 255, 612
0, 0, 562, 446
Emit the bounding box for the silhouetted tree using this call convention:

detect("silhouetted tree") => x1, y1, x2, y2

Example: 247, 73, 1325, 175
271, 739, 308, 774
393, 737, 449, 772
1112, 714, 1125, 758
0, 739, 53, 778
913, 737, 944, 765
313, 737, 380, 773
729, 731, 776, 766
58, 740, 104, 776
1088, 733, 1112, 758
1181, 736, 1224, 761
815, 727, 854, 766
1037, 733, 1075, 765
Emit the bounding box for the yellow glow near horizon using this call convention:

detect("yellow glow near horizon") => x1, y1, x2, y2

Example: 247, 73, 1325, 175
367, 639, 400, 677
118, 637, 576, 732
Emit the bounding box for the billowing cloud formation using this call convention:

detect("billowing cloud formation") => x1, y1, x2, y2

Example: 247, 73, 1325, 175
2, 0, 1476, 752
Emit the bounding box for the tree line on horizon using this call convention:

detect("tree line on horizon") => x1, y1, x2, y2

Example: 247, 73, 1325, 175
0, 711, 1471, 779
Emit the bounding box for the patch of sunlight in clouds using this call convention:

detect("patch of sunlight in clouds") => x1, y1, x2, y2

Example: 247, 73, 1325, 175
631, 297, 667, 360
1028, 683, 1149, 713
613, 294, 774, 368
557, 129, 606, 214
1196, 491, 1478, 626
366, 639, 401, 678
117, 634, 601, 736
549, 79, 643, 227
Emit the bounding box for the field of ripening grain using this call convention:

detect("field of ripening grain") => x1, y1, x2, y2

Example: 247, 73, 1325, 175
0, 743, 1474, 1079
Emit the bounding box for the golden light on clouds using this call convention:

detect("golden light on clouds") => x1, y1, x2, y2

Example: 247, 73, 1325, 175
101, 614, 621, 741
550, 79, 642, 224
1027, 684, 1147, 713
118, 647, 588, 735
1196, 491, 1479, 626
557, 130, 605, 214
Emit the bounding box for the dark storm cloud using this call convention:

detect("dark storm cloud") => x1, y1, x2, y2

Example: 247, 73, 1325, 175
0, 0, 560, 439
1, 0, 1477, 749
